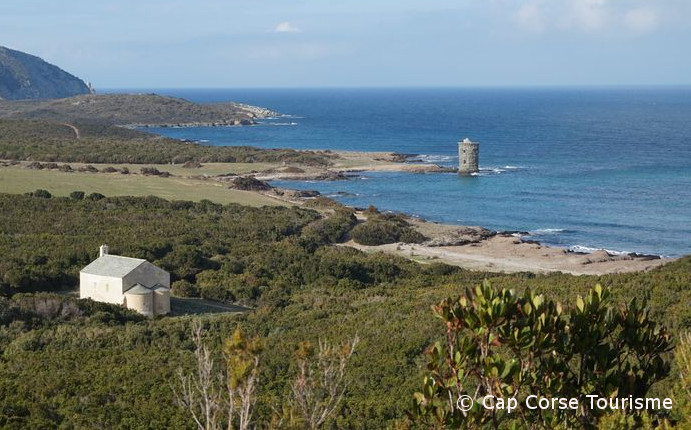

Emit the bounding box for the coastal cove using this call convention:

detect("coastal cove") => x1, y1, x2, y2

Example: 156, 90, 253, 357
122, 87, 691, 257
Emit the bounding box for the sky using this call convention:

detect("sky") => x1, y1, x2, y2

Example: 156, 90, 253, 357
1, 0, 690, 88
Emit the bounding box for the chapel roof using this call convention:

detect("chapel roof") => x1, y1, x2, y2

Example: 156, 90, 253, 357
80, 254, 147, 278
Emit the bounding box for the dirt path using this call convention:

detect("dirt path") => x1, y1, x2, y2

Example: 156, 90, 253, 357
62, 123, 80, 139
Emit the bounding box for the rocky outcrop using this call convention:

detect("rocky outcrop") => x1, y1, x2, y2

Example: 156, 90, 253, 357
231, 102, 277, 119
422, 226, 497, 247
0, 46, 91, 100
376, 153, 417, 163
231, 176, 272, 191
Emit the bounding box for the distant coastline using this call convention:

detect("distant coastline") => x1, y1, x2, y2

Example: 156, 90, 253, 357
145, 88, 688, 258
3, 87, 688, 260
0, 93, 277, 127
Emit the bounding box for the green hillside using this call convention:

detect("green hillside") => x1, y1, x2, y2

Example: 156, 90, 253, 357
0, 193, 689, 428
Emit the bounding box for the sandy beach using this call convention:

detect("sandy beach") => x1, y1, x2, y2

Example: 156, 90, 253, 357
345, 232, 668, 276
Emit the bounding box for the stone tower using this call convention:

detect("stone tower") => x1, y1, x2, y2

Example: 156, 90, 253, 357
458, 138, 479, 175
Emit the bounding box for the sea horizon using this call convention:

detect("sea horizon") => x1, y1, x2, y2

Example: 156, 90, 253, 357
102, 84, 691, 91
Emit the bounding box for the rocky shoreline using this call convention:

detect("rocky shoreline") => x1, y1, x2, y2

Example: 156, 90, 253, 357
127, 103, 280, 129
121, 102, 283, 128
154, 146, 674, 268
129, 119, 256, 128
346, 216, 670, 275
217, 150, 672, 275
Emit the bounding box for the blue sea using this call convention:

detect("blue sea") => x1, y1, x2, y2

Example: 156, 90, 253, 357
117, 88, 691, 257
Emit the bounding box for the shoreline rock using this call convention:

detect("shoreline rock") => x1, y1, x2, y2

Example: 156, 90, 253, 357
128, 119, 256, 128
422, 226, 497, 247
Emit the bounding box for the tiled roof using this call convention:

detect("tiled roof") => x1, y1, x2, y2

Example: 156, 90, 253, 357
80, 255, 146, 278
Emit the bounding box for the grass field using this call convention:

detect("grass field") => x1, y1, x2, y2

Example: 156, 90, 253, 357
0, 164, 282, 206
107, 161, 279, 176
39, 161, 279, 176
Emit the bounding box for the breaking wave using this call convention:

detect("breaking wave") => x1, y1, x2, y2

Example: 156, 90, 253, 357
568, 245, 632, 256
256, 122, 298, 126
408, 154, 456, 164
530, 228, 566, 235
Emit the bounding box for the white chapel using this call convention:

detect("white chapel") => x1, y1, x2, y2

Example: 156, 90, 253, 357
80, 245, 171, 317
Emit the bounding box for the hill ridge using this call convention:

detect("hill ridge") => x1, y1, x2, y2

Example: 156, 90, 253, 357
0, 45, 91, 100
0, 93, 277, 126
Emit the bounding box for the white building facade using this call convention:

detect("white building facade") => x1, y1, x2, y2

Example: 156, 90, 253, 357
80, 245, 171, 316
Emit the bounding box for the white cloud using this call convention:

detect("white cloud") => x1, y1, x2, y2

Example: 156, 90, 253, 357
567, 0, 609, 32
274, 22, 302, 33
510, 0, 662, 35
515, 0, 546, 33
624, 8, 659, 33
512, 0, 609, 34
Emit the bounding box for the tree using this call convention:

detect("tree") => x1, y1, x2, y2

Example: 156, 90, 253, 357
173, 321, 262, 430
173, 321, 225, 430
224, 327, 262, 430
409, 282, 672, 429
291, 336, 359, 429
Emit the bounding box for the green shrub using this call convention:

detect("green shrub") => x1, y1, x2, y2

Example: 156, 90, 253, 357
669, 332, 691, 426
171, 280, 198, 298
350, 221, 399, 246
410, 283, 672, 428
299, 208, 357, 250
69, 191, 85, 200
199, 283, 236, 303
302, 196, 344, 209
399, 227, 426, 244
86, 192, 106, 201
350, 212, 426, 246
27, 189, 52, 199
350, 220, 425, 246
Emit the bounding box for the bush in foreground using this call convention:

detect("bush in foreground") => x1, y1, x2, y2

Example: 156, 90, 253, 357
410, 283, 672, 428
